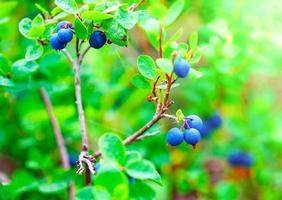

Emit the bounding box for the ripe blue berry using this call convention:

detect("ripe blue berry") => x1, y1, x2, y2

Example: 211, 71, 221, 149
56, 21, 72, 32
207, 113, 222, 129
199, 122, 212, 138
50, 34, 66, 50
166, 128, 184, 146
173, 58, 190, 78
228, 152, 254, 168
89, 30, 107, 49
58, 28, 73, 43
184, 128, 201, 146
184, 115, 203, 131
68, 154, 78, 167
94, 162, 101, 171
128, 176, 135, 184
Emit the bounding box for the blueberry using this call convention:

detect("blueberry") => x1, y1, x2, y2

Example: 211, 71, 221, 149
89, 30, 107, 49
184, 115, 203, 131
68, 154, 78, 167
228, 151, 254, 168
184, 128, 201, 146
94, 162, 101, 172
173, 58, 190, 78
166, 128, 184, 146
58, 28, 73, 43
56, 21, 72, 32
50, 33, 66, 50
207, 113, 222, 129
199, 122, 212, 138
128, 176, 135, 184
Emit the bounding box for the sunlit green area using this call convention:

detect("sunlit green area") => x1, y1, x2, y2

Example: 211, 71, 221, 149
1, 0, 282, 199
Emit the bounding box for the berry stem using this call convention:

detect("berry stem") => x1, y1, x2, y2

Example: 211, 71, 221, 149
131, 0, 146, 11
39, 88, 75, 200
79, 46, 91, 65
158, 24, 163, 58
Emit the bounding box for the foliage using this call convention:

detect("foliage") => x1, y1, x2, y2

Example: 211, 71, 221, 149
0, 0, 282, 199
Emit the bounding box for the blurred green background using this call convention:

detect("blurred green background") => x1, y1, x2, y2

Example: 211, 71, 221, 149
1, 0, 282, 199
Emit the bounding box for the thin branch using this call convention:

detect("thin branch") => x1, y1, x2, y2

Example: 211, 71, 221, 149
62, 37, 93, 184
62, 49, 75, 66
152, 75, 160, 97
76, 38, 80, 60
136, 131, 160, 141
161, 114, 178, 121
158, 24, 163, 58
39, 88, 70, 169
74, 57, 89, 150
79, 46, 91, 65
39, 88, 75, 200
131, 0, 146, 12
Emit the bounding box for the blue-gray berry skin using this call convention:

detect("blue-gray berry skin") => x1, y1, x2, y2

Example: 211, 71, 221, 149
56, 21, 72, 32
173, 58, 190, 78
185, 115, 203, 131
58, 28, 73, 43
94, 162, 101, 172
128, 177, 135, 184
89, 30, 107, 49
184, 128, 201, 146
228, 151, 254, 168
207, 113, 222, 129
166, 128, 184, 146
50, 34, 66, 50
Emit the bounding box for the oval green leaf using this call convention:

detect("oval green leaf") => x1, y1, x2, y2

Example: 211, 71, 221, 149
137, 55, 157, 80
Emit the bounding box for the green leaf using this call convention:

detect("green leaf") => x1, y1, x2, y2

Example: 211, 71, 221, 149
95, 165, 128, 200
28, 26, 45, 38
163, 0, 184, 26
125, 151, 142, 166
98, 133, 125, 165
102, 19, 127, 46
75, 187, 94, 200
0, 54, 11, 76
55, 0, 77, 14
35, 3, 49, 15
137, 55, 157, 80
0, 1, 17, 19
12, 59, 39, 78
125, 159, 162, 185
76, 186, 110, 200
116, 9, 138, 30
131, 74, 151, 89
38, 181, 67, 194
176, 109, 184, 122
129, 181, 156, 200
0, 76, 14, 87
19, 18, 33, 39
74, 18, 88, 39
87, 21, 94, 36
189, 32, 198, 49
156, 58, 173, 74
51, 7, 62, 16
32, 14, 44, 26
81, 10, 113, 21
25, 43, 44, 61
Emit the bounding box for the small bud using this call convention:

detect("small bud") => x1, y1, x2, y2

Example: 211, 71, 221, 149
147, 95, 153, 102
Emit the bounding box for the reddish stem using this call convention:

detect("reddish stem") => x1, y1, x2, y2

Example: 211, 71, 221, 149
131, 0, 146, 12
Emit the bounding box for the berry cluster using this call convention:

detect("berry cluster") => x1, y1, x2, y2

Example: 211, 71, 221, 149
50, 21, 108, 51
173, 58, 190, 78
200, 113, 222, 138
50, 21, 73, 50
228, 151, 254, 168
166, 115, 203, 148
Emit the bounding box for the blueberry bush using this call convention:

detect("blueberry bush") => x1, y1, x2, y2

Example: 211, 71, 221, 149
0, 0, 282, 199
